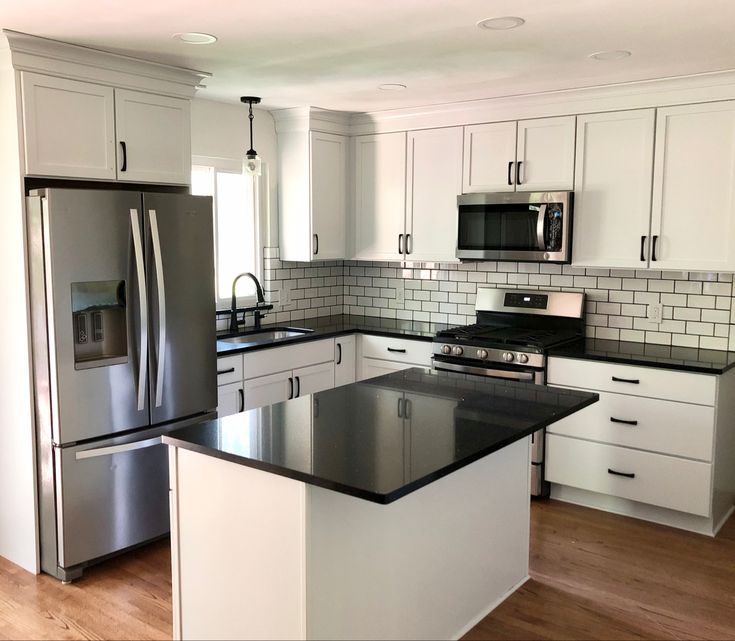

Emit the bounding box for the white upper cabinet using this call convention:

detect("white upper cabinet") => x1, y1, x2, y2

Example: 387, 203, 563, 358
352, 132, 407, 261
22, 73, 116, 180
462, 121, 517, 193
650, 101, 735, 271
21, 74, 191, 185
310, 132, 347, 260
516, 116, 576, 192
406, 127, 464, 262
572, 109, 656, 268
114, 89, 191, 185
278, 127, 348, 262
462, 116, 575, 194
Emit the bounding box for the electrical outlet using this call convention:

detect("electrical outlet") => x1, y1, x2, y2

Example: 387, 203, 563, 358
648, 302, 663, 324
395, 280, 405, 304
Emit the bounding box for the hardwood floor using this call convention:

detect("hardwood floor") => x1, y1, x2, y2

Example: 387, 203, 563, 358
0, 501, 733, 640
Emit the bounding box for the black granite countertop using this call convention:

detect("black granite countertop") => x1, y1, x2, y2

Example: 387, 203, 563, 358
163, 367, 598, 504
216, 314, 447, 356
549, 338, 735, 375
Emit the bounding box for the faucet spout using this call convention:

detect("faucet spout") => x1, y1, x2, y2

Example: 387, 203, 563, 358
229, 272, 267, 332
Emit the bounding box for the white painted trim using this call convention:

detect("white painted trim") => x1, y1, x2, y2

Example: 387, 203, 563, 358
451, 575, 530, 641
272, 106, 352, 135
3, 29, 209, 99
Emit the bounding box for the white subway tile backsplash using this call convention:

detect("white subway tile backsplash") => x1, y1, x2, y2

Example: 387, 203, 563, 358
258, 247, 734, 352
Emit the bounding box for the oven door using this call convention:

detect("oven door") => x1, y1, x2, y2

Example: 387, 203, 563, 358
432, 356, 548, 496
456, 191, 571, 263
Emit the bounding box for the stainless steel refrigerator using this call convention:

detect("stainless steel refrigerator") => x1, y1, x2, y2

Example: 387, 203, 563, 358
26, 188, 217, 582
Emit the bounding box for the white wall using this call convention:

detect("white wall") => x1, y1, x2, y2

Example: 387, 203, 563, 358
190, 98, 279, 246
0, 42, 40, 573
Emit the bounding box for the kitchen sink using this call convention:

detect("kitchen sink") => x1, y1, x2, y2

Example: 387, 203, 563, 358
218, 327, 314, 347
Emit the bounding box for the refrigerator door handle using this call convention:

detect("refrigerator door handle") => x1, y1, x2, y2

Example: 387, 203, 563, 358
75, 436, 162, 460
149, 209, 167, 408
130, 208, 148, 412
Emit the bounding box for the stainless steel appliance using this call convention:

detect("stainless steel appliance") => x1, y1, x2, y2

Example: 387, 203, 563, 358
432, 288, 585, 496
26, 188, 217, 582
456, 191, 573, 263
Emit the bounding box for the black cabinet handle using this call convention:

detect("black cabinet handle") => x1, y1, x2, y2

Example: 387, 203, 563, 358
652, 235, 659, 261
238, 389, 244, 413
612, 376, 640, 384
387, 347, 407, 353
406, 233, 412, 255
295, 376, 301, 398
398, 233, 404, 255
404, 398, 412, 420
336, 343, 342, 365
507, 161, 513, 186
516, 161, 523, 185
217, 367, 235, 375
610, 417, 638, 426
313, 234, 319, 256
288, 377, 293, 400
640, 235, 646, 262
397, 398, 403, 418
608, 468, 635, 479
120, 141, 127, 172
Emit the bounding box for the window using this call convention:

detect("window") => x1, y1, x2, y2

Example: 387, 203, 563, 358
191, 159, 261, 308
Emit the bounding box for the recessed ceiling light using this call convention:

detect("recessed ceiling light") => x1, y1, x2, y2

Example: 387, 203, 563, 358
173, 32, 218, 45
477, 16, 525, 31
589, 49, 632, 61
378, 83, 407, 91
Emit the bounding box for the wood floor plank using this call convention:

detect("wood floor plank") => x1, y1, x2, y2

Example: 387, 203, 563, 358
0, 502, 733, 640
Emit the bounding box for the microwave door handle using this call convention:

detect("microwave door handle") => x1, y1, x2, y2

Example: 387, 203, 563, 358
536, 204, 547, 250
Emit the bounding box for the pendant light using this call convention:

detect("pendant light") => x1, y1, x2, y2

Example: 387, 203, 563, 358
241, 96, 262, 176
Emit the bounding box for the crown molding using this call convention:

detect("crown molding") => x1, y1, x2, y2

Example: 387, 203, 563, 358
272, 106, 353, 135
2, 30, 210, 99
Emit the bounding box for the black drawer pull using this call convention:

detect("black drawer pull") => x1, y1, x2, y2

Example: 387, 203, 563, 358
387, 347, 407, 353
238, 389, 244, 413
610, 417, 638, 426
608, 468, 635, 479
217, 367, 236, 375
612, 376, 640, 384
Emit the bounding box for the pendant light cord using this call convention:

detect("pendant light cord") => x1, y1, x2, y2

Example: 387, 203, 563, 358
248, 101, 255, 155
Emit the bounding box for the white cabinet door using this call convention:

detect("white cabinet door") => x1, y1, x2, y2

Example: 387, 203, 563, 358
516, 116, 576, 192
114, 89, 190, 185
406, 127, 463, 262
217, 382, 244, 418
310, 132, 347, 260
360, 358, 413, 381
353, 133, 407, 261
462, 121, 517, 193
572, 109, 656, 268
21, 73, 116, 180
242, 370, 293, 411
651, 101, 735, 271
334, 335, 356, 387
293, 361, 335, 397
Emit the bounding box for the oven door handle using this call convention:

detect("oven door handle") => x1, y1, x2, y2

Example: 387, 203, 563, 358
433, 359, 535, 381
536, 203, 547, 251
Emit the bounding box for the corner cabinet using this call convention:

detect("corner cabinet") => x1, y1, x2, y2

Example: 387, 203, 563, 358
462, 116, 576, 194
21, 73, 191, 185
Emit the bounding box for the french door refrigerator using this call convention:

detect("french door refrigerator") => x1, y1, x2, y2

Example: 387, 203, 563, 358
26, 188, 217, 581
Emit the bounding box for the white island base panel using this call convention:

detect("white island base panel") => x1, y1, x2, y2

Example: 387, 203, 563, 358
168, 438, 531, 641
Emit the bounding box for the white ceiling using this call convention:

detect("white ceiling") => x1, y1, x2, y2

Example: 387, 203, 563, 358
3, 0, 735, 112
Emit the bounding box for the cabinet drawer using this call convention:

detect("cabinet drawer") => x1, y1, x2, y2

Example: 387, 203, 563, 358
547, 357, 716, 405
243, 338, 334, 380
360, 335, 432, 366
546, 434, 712, 516
547, 390, 715, 461
216, 355, 243, 385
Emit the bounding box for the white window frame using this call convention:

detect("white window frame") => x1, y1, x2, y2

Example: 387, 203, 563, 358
192, 155, 265, 311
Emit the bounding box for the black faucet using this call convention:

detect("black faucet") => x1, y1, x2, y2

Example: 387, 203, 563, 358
229, 272, 271, 332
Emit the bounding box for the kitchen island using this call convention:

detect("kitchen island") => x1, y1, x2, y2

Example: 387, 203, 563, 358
164, 368, 597, 640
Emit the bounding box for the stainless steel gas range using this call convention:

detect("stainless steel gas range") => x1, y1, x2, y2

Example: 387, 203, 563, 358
432, 288, 585, 496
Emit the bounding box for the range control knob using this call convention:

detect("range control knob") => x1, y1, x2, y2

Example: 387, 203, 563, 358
441, 344, 452, 355
477, 349, 489, 360
518, 353, 529, 364
452, 345, 464, 356
502, 352, 515, 363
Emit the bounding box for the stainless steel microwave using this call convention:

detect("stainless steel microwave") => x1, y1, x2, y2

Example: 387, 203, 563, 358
456, 191, 573, 263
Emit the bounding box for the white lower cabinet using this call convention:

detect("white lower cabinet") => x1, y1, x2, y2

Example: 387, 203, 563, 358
357, 335, 433, 381
216, 381, 244, 419
546, 356, 735, 535
242, 371, 293, 411
334, 335, 356, 387
293, 361, 335, 397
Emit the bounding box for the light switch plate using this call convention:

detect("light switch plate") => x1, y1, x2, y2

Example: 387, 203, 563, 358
648, 302, 663, 324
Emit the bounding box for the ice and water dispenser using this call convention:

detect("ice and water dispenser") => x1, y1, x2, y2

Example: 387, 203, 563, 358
71, 280, 128, 369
